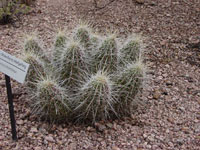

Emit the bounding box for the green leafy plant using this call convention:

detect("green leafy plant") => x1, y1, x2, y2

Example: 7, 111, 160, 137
0, 0, 30, 24
22, 23, 147, 124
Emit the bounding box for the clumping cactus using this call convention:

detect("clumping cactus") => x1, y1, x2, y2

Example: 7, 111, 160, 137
22, 23, 147, 124
90, 33, 102, 47
73, 23, 91, 48
120, 34, 143, 63
24, 34, 43, 55
21, 51, 45, 88
59, 40, 88, 89
31, 76, 71, 122
52, 30, 68, 66
115, 61, 146, 116
74, 71, 117, 123
87, 32, 103, 56
23, 34, 50, 64
92, 34, 118, 73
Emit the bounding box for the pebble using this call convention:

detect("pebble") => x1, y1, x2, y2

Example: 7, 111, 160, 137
34, 147, 42, 150
176, 138, 184, 145
143, 133, 148, 138
148, 136, 154, 142
106, 123, 113, 128
181, 127, 190, 134
30, 127, 38, 133
0, 81, 5, 87
112, 146, 120, 150
146, 145, 151, 149
17, 120, 24, 125
179, 107, 185, 112
153, 90, 161, 99
45, 136, 54, 143
0, 136, 4, 140
69, 142, 76, 150
97, 124, 106, 132
166, 81, 173, 86
135, 0, 145, 4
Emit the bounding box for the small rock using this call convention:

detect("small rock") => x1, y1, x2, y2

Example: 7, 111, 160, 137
28, 133, 33, 137
160, 40, 167, 46
166, 129, 170, 133
38, 127, 47, 134
17, 120, 24, 125
179, 107, 185, 112
196, 136, 200, 139
135, 0, 144, 4
69, 142, 76, 150
45, 136, 54, 142
106, 123, 113, 128
153, 90, 161, 99
167, 117, 174, 124
34, 147, 42, 150
112, 146, 120, 150
197, 99, 200, 105
95, 123, 106, 132
149, 1, 156, 6
113, 123, 117, 130
176, 138, 184, 145
166, 14, 171, 17
0, 81, 5, 87
30, 127, 38, 133
195, 123, 200, 133
143, 133, 148, 138
189, 36, 200, 48
97, 138, 103, 142
43, 140, 48, 145
146, 145, 151, 149
87, 126, 95, 132
148, 136, 154, 142
0, 136, 4, 140
101, 141, 106, 146
166, 81, 173, 86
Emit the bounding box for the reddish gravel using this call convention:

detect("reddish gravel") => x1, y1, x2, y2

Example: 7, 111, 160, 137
0, 0, 200, 149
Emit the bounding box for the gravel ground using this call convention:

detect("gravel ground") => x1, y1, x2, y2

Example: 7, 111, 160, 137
0, 0, 200, 149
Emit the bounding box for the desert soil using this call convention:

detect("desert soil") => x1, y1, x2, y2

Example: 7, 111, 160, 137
0, 0, 200, 149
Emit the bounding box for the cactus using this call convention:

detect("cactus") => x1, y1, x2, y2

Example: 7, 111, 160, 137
73, 23, 91, 48
24, 34, 43, 55
21, 51, 45, 88
92, 34, 118, 73
22, 24, 147, 124
74, 71, 117, 123
59, 39, 88, 88
52, 30, 68, 66
115, 60, 146, 116
23, 34, 50, 64
120, 34, 143, 63
89, 33, 102, 53
31, 76, 71, 122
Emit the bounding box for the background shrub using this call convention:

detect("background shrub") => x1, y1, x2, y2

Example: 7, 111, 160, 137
0, 0, 31, 24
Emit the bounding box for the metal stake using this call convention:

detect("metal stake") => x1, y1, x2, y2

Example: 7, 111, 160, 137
5, 75, 17, 141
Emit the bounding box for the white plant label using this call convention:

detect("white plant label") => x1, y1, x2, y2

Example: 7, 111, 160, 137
0, 50, 29, 84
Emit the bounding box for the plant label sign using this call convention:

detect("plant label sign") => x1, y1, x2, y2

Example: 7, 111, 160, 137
0, 50, 30, 141
0, 50, 29, 83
